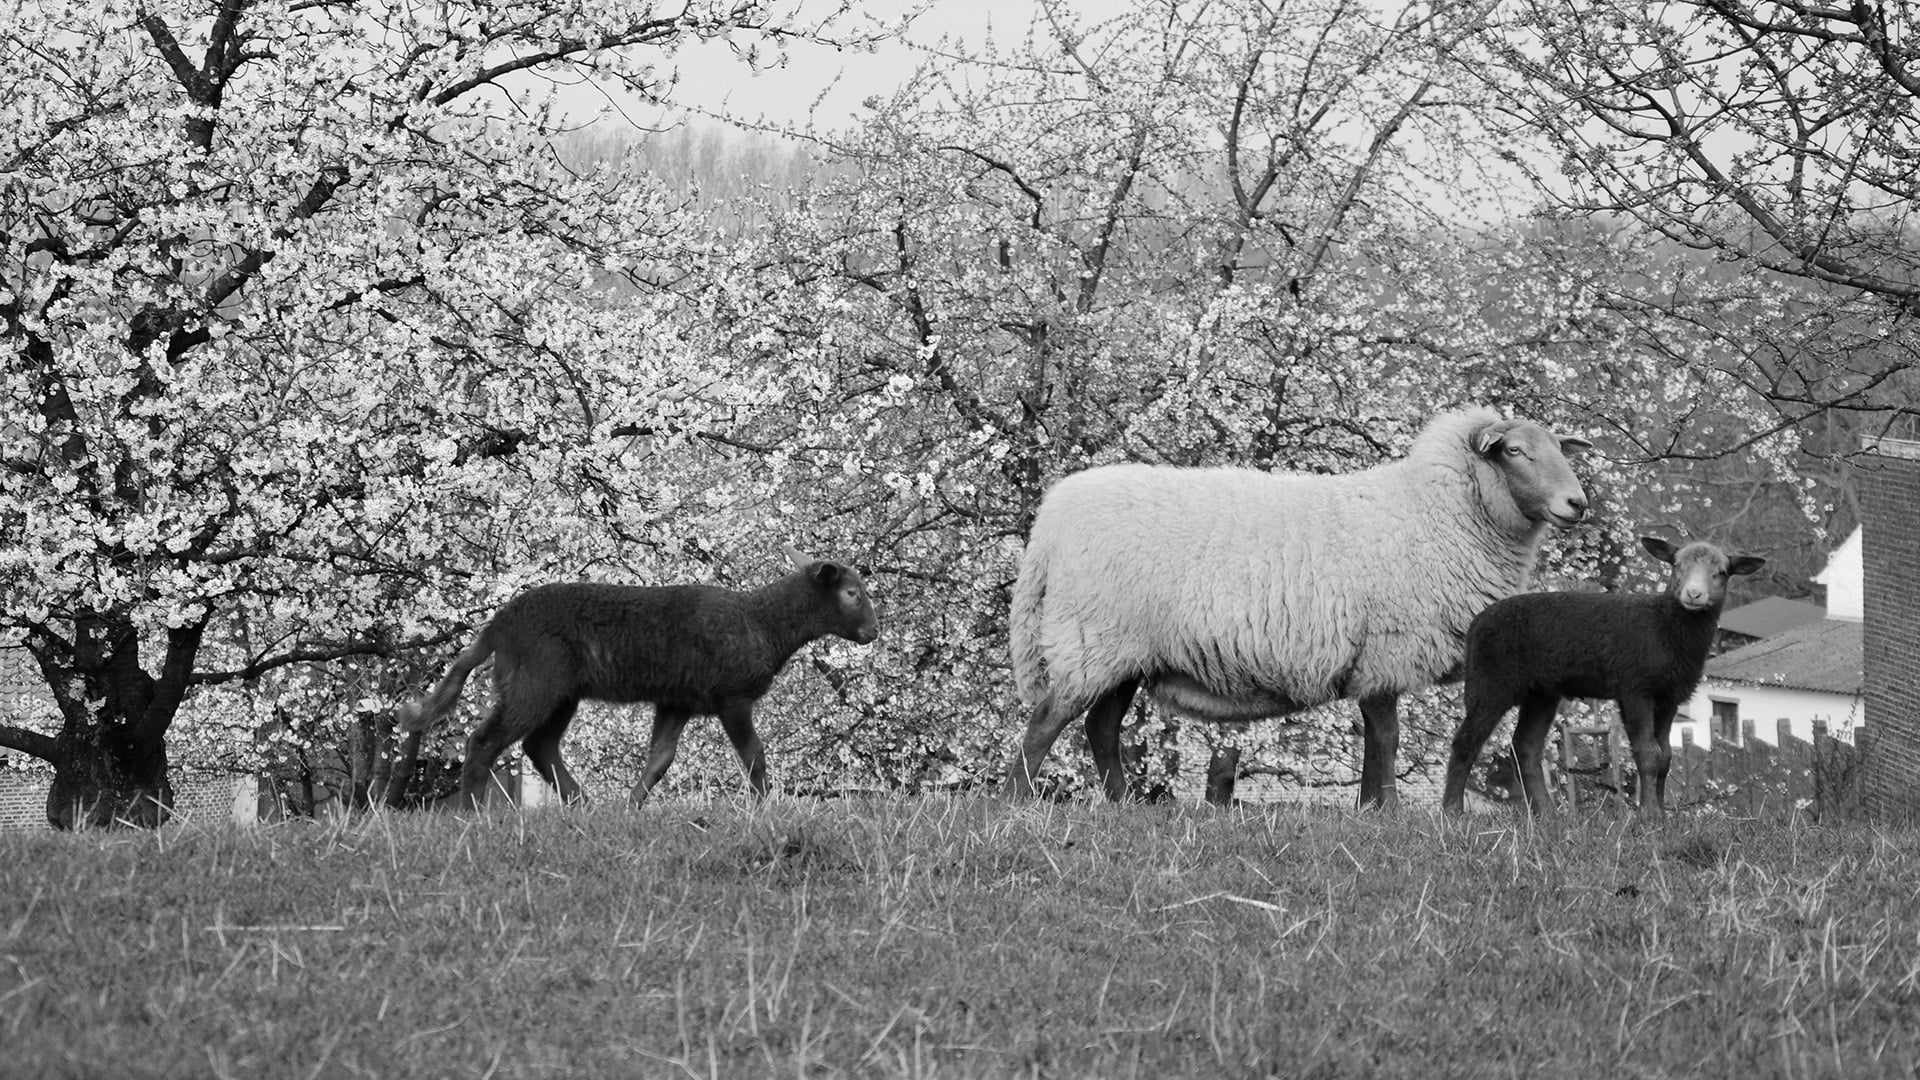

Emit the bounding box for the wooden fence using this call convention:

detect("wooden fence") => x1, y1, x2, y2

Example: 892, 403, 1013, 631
1554, 718, 1865, 820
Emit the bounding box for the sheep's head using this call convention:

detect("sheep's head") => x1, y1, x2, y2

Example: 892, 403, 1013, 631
786, 544, 880, 644
1472, 419, 1591, 529
1641, 536, 1767, 612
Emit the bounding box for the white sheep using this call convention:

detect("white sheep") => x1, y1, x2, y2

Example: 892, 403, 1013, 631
1005, 406, 1591, 808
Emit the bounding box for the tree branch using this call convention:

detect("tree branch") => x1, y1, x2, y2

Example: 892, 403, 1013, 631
0, 723, 61, 765
190, 627, 471, 688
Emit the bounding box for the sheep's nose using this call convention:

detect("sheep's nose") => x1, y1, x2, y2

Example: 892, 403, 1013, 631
1566, 495, 1588, 519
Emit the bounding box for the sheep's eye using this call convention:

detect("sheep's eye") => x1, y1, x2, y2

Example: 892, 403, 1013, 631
1505, 445, 1524, 457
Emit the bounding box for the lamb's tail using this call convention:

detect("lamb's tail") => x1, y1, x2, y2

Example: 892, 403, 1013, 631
1008, 537, 1052, 706
397, 629, 495, 734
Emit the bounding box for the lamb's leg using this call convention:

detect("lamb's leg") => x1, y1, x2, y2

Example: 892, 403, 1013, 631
1620, 697, 1666, 822
1511, 690, 1562, 815
1442, 689, 1513, 815
449, 650, 562, 811
1004, 691, 1087, 799
716, 699, 769, 799
449, 700, 530, 811
1357, 694, 1401, 811
1084, 680, 1140, 802
1642, 702, 1680, 818
631, 707, 692, 809
524, 698, 586, 804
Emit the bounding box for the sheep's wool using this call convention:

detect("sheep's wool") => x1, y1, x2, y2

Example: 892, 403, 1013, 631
1010, 407, 1558, 719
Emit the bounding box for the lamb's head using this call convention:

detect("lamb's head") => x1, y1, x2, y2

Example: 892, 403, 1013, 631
786, 544, 880, 644
1472, 418, 1591, 529
1641, 536, 1767, 613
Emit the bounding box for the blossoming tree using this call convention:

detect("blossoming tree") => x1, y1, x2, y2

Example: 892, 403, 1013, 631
0, 0, 864, 827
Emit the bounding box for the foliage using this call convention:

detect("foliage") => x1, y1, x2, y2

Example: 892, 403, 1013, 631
698, 0, 1783, 794
0, 0, 870, 823
1483, 0, 1920, 440
4, 799, 1919, 1077
2, 0, 1902, 814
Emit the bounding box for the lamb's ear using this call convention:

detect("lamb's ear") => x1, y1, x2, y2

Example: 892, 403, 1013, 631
783, 543, 817, 571
1729, 554, 1767, 577
1640, 536, 1680, 565
1556, 433, 1593, 456
811, 562, 845, 587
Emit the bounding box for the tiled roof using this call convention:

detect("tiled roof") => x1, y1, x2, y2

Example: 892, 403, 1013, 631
1717, 596, 1828, 640
1705, 618, 1862, 695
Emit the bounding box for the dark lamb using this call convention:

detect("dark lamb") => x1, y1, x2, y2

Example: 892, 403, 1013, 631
1441, 536, 1764, 820
396, 546, 879, 810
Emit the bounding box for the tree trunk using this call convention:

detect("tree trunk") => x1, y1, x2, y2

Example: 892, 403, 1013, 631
1205, 746, 1241, 807
45, 722, 174, 829
17, 613, 206, 830
382, 729, 425, 809
347, 712, 376, 811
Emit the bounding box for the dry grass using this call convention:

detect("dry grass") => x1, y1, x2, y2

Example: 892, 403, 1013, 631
3, 798, 1918, 1078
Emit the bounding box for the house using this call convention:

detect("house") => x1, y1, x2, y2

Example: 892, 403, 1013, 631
1714, 594, 1826, 654
1815, 527, 1863, 618
1680, 527, 1864, 748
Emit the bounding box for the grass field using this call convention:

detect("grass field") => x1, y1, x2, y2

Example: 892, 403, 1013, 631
4, 798, 1918, 1079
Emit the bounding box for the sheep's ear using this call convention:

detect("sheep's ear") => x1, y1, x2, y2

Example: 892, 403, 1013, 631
811, 562, 845, 587
1556, 433, 1593, 456
1640, 536, 1679, 565
1729, 554, 1767, 577
783, 543, 817, 571
1472, 425, 1509, 455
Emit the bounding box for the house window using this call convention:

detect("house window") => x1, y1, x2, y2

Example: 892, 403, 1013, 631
1711, 699, 1741, 746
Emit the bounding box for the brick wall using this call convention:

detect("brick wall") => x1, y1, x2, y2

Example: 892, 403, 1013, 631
0, 773, 51, 828
1861, 438, 1920, 821
3, 647, 262, 829
0, 648, 57, 828
0, 647, 56, 729
0, 773, 255, 830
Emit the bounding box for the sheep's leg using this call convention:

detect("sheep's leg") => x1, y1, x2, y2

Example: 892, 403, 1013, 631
1004, 691, 1088, 799
631, 707, 692, 809
1356, 694, 1401, 811
1442, 690, 1514, 815
1511, 691, 1562, 815
1621, 698, 1670, 821
716, 699, 769, 799
1084, 680, 1140, 802
523, 698, 586, 804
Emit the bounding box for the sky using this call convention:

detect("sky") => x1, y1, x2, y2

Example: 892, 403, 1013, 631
563, 0, 1122, 130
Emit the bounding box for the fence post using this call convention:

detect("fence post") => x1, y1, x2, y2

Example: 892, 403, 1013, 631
1777, 718, 1803, 817
1712, 714, 1728, 807
1741, 718, 1760, 815
1561, 723, 1577, 811
1678, 728, 1697, 808
1205, 746, 1241, 808
1607, 724, 1626, 804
